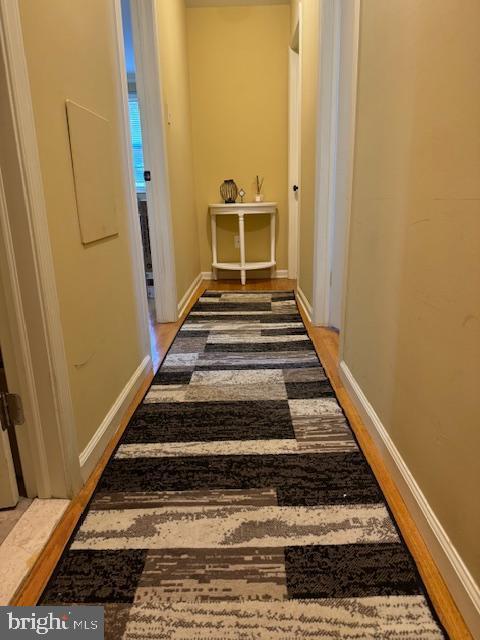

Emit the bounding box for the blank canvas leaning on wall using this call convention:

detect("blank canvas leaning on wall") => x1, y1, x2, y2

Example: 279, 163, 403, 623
66, 100, 118, 244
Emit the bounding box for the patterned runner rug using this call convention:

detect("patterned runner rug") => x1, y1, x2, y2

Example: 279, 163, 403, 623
41, 290, 446, 638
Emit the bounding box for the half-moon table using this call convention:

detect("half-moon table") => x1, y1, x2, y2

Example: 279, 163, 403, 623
209, 202, 277, 285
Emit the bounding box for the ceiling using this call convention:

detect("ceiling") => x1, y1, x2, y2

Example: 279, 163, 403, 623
185, 0, 289, 7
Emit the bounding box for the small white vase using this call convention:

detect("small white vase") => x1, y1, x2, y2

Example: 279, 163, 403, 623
255, 193, 264, 202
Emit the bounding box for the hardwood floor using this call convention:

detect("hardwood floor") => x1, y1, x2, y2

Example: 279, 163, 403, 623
12, 278, 471, 639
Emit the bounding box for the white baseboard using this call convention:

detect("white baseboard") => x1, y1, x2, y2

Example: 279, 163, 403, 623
201, 270, 289, 280
177, 272, 203, 318
79, 355, 152, 482
296, 286, 312, 322
339, 360, 480, 637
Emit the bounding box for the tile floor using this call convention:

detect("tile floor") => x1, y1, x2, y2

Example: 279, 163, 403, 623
0, 498, 69, 604
0, 497, 32, 545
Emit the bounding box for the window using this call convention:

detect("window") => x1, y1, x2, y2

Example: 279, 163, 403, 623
127, 94, 145, 193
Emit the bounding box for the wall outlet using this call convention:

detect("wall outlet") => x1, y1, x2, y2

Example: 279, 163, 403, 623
234, 234, 240, 249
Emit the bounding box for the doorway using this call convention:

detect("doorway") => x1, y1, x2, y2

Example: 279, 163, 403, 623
0, 344, 32, 543
0, 221, 31, 517
288, 19, 301, 281
116, 0, 178, 326
0, 346, 21, 509
0, 210, 29, 510
328, 0, 360, 331
0, 347, 26, 501
121, 0, 155, 306
311, 0, 360, 331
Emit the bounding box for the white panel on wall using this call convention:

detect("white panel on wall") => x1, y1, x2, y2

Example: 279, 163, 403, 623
66, 100, 118, 244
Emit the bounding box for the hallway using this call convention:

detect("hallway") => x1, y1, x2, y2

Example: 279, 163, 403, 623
10, 280, 466, 638
0, 0, 479, 638
30, 284, 445, 637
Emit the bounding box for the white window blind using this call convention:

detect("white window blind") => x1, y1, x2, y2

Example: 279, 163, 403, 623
127, 94, 145, 192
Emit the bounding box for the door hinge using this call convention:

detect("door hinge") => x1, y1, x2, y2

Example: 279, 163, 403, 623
0, 392, 24, 431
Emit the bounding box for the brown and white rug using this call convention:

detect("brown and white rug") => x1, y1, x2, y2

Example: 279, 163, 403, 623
41, 290, 446, 639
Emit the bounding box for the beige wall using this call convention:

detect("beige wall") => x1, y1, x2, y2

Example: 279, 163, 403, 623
343, 0, 480, 582
297, 0, 320, 303
155, 0, 201, 299
290, 0, 299, 35
186, 5, 290, 276
19, 0, 146, 454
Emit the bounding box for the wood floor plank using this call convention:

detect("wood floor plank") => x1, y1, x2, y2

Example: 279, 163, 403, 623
12, 278, 472, 640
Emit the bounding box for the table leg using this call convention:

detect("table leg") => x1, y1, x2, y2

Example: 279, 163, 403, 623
239, 212, 246, 285
210, 213, 217, 280
270, 210, 276, 278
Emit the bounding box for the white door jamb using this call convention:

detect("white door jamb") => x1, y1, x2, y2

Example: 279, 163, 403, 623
128, 0, 178, 323
311, 0, 360, 329
337, 0, 360, 353
288, 42, 300, 280
112, 1, 151, 357
311, 0, 341, 326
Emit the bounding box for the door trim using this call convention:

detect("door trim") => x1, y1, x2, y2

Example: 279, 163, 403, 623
0, 0, 82, 497
337, 0, 360, 352
120, 0, 178, 323
112, 1, 151, 355
288, 43, 300, 280
0, 168, 37, 500
311, 0, 360, 327
311, 0, 341, 326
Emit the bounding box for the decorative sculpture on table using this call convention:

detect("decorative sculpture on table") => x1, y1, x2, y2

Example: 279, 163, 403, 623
255, 175, 264, 202
220, 179, 238, 204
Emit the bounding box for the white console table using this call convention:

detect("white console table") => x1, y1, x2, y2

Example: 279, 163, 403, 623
209, 202, 277, 285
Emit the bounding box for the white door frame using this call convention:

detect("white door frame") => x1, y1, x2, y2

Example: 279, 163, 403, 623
0, 0, 82, 498
311, 0, 360, 327
288, 17, 301, 280
117, 0, 178, 324
112, 1, 152, 354
332, 0, 361, 334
